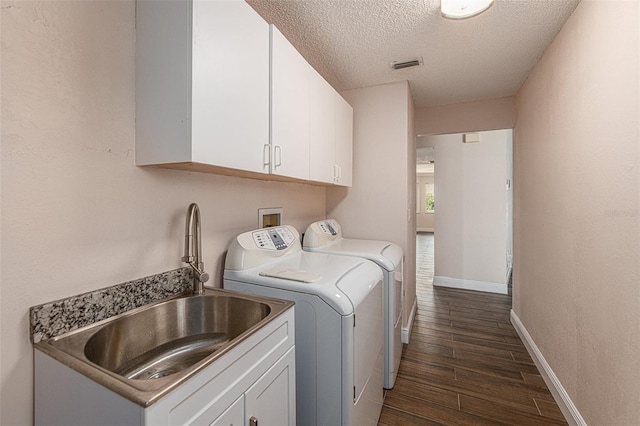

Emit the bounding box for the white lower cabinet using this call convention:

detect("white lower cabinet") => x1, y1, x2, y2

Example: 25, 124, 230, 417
210, 396, 244, 426
245, 347, 295, 425
210, 347, 296, 426
35, 307, 295, 426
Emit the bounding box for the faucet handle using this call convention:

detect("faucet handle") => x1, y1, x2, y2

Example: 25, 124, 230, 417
187, 262, 210, 284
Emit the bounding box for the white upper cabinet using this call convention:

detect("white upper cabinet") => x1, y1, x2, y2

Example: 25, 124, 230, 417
135, 0, 270, 175
275, 25, 354, 187
310, 70, 353, 187
309, 69, 337, 184
270, 26, 311, 181
135, 1, 352, 186
335, 94, 354, 187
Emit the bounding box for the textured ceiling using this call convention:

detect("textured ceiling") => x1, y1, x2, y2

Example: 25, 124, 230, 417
247, 0, 580, 108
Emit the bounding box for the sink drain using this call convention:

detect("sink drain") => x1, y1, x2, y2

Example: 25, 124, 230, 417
118, 333, 230, 380
145, 369, 177, 380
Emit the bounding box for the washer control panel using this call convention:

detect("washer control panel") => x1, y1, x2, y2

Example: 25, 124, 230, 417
226, 225, 302, 270
252, 226, 297, 251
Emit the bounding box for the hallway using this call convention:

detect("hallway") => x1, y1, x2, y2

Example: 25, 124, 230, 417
378, 233, 567, 425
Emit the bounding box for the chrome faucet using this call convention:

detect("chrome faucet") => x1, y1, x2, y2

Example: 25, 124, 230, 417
181, 203, 210, 294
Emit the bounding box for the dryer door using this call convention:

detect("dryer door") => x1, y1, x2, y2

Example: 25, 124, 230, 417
350, 279, 384, 426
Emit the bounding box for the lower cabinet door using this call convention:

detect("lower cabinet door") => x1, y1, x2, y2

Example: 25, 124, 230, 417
245, 347, 296, 426
210, 395, 244, 426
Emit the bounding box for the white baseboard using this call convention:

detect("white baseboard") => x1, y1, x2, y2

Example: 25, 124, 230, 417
401, 297, 417, 344
433, 276, 508, 295
510, 310, 586, 426
416, 227, 434, 232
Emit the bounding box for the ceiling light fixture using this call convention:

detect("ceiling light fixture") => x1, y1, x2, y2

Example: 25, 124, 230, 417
441, 0, 494, 20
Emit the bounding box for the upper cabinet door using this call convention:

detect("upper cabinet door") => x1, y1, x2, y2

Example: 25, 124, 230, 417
270, 25, 311, 181
309, 70, 337, 184
309, 72, 353, 187
190, 0, 270, 173
136, 0, 194, 166
136, 0, 269, 174
334, 94, 353, 187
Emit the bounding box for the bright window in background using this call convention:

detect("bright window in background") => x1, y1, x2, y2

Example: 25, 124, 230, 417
416, 183, 421, 214
425, 183, 435, 212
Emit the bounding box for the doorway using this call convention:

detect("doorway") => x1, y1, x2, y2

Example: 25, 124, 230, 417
416, 129, 513, 295
416, 147, 435, 233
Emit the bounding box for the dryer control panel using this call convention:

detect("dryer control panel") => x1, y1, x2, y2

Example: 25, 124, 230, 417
303, 219, 343, 248
225, 225, 302, 270
317, 220, 339, 236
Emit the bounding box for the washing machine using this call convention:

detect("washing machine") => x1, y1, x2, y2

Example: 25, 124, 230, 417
223, 225, 383, 426
303, 219, 403, 390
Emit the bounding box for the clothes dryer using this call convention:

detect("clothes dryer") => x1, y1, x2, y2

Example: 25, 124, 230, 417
303, 219, 403, 389
224, 225, 383, 426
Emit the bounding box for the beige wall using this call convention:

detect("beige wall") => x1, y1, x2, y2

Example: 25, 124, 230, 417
406, 84, 417, 329
513, 1, 640, 424
327, 81, 417, 334
0, 2, 326, 424
415, 96, 516, 137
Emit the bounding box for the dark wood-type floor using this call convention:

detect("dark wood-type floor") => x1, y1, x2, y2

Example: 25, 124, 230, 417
378, 233, 567, 425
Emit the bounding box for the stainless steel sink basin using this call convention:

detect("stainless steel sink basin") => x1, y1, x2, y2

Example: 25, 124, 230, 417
35, 288, 293, 407
83, 294, 271, 380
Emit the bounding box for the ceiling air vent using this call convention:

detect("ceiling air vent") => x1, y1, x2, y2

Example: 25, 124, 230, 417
391, 57, 423, 70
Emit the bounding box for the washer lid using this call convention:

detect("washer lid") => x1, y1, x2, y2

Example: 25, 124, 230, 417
223, 251, 382, 315
306, 238, 403, 272
258, 268, 322, 283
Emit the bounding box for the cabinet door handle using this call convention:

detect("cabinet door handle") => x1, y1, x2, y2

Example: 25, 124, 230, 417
250, 416, 258, 426
337, 165, 342, 180
274, 145, 282, 168
263, 144, 271, 169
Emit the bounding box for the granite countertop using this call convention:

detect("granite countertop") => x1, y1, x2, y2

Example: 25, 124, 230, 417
30, 267, 193, 343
